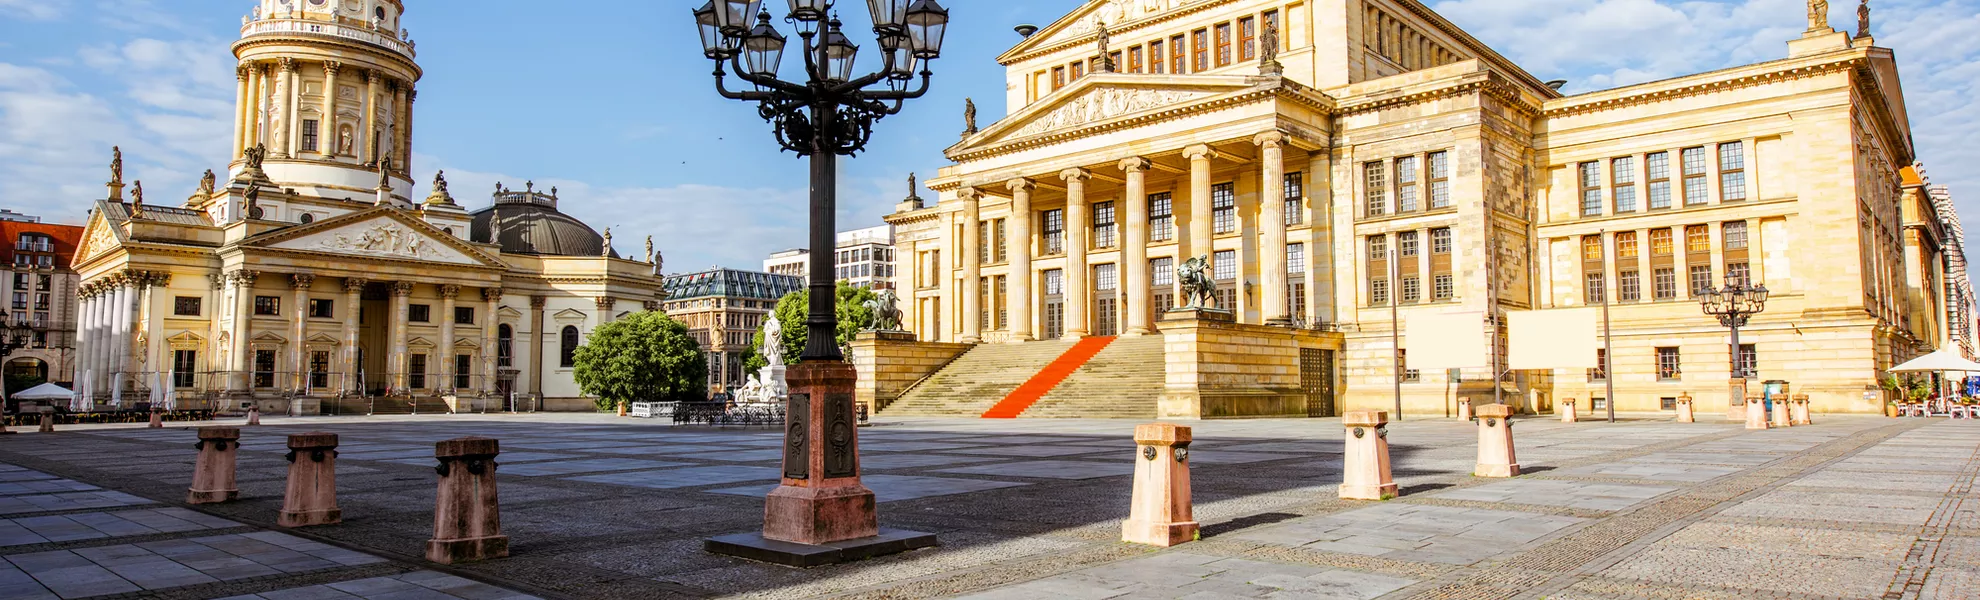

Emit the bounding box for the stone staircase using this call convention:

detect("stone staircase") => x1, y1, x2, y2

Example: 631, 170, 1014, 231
1019, 335, 1166, 418
882, 339, 1079, 417
326, 394, 452, 415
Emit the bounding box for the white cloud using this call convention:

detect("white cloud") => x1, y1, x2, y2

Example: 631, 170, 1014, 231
0, 0, 68, 21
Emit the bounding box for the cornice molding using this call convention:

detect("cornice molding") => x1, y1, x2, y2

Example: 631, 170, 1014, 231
998, 0, 1238, 66
948, 82, 1334, 164
1541, 56, 1860, 119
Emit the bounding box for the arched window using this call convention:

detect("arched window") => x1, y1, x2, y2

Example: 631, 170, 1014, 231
497, 324, 513, 367
559, 326, 580, 367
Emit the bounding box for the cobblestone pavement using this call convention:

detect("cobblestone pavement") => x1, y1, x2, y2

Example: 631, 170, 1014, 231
0, 412, 1971, 598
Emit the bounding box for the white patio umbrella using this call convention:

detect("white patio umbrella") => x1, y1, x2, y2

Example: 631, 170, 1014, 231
1889, 349, 1980, 373
10, 383, 74, 401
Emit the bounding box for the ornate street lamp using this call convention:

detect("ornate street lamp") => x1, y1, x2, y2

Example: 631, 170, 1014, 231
1697, 281, 1769, 379
691, 0, 946, 566
0, 320, 32, 355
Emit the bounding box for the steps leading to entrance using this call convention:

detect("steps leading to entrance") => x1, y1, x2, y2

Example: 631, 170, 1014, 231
1018, 335, 1166, 419
981, 336, 1116, 418
881, 339, 1080, 417
327, 395, 452, 415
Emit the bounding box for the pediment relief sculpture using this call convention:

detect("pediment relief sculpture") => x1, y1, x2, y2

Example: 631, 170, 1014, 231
1013, 87, 1212, 138
312, 223, 445, 260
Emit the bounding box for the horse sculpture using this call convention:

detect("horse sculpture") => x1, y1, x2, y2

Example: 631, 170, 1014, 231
865, 289, 904, 331
1178, 255, 1217, 309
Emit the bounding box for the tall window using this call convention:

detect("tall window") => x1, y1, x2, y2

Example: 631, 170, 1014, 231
1150, 193, 1174, 241
1214, 22, 1232, 67
1400, 349, 1419, 381
1590, 348, 1608, 381
1682, 146, 1708, 205
1399, 231, 1420, 258
302, 119, 319, 152
1213, 250, 1237, 310
1371, 278, 1390, 305
1043, 209, 1065, 254
1364, 162, 1388, 217
309, 351, 330, 389
1052, 66, 1065, 91
1369, 234, 1389, 261
1396, 156, 1419, 212
1170, 34, 1186, 73
1718, 141, 1747, 201
1128, 46, 1143, 73
1284, 172, 1304, 226
497, 324, 514, 367
253, 350, 276, 388
1432, 227, 1452, 255
1737, 343, 1757, 378
1148, 41, 1164, 73
1152, 257, 1175, 311
1618, 231, 1639, 260
1192, 28, 1209, 71
1093, 201, 1117, 248
1211, 182, 1236, 234
1433, 274, 1454, 301
1657, 347, 1681, 380
1726, 262, 1750, 286
1651, 228, 1673, 256
173, 350, 197, 388
1288, 243, 1308, 321
1646, 151, 1671, 209
1582, 235, 1603, 261
995, 219, 1008, 263
559, 326, 579, 368
1428, 151, 1451, 209
996, 275, 1008, 329
410, 354, 427, 389
1619, 270, 1641, 302
1685, 225, 1710, 254
456, 355, 473, 389
1654, 267, 1676, 300
1401, 276, 1421, 303
1612, 156, 1637, 213
1723, 221, 1748, 250
1579, 161, 1603, 216
1689, 265, 1713, 295
1238, 16, 1257, 61
1585, 271, 1606, 304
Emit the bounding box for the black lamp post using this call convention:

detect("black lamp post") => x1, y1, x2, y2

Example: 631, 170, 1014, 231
1697, 281, 1769, 380
695, 0, 947, 361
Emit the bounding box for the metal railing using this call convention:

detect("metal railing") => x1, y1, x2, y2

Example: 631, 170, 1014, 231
240, 18, 414, 57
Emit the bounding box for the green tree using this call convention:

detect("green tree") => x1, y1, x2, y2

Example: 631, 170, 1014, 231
573, 311, 708, 411
743, 282, 877, 372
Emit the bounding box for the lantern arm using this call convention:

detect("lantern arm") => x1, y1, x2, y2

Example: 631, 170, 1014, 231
723, 49, 811, 97
860, 68, 932, 105
710, 60, 778, 102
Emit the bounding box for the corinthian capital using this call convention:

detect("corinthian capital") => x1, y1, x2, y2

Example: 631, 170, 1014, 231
322, 60, 342, 75
344, 278, 369, 292
390, 281, 413, 296
291, 273, 315, 289
439, 284, 461, 299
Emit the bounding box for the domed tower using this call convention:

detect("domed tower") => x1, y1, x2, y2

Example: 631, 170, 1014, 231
230, 0, 421, 202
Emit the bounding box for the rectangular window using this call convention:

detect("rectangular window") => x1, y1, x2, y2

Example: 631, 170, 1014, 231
1682, 146, 1708, 205
1401, 276, 1421, 303
455, 306, 474, 325
1045, 269, 1064, 295
1723, 221, 1748, 250
1657, 347, 1681, 380
1239, 17, 1256, 61
1737, 343, 1757, 378
1619, 270, 1641, 302
1396, 156, 1419, 212
1043, 209, 1065, 254
409, 304, 430, 323
1432, 227, 1452, 254
1726, 262, 1750, 286
1150, 192, 1174, 242
309, 351, 330, 389
1433, 274, 1454, 300
410, 354, 427, 390
1590, 348, 1608, 381
1585, 271, 1606, 304
1095, 263, 1118, 291
1685, 224, 1710, 254
1192, 29, 1209, 71
1213, 250, 1237, 281
1214, 22, 1232, 67
1654, 267, 1676, 300
174, 296, 201, 316
1399, 231, 1420, 258
456, 354, 473, 389
253, 296, 280, 316
33, 294, 46, 311
1370, 277, 1390, 305
1170, 34, 1187, 73
1093, 201, 1117, 248
1070, 60, 1084, 80
13, 292, 24, 310
1612, 156, 1637, 213
1365, 162, 1388, 217
9, 274, 21, 290
1211, 182, 1236, 234
1428, 151, 1451, 209
1149, 40, 1165, 73
1718, 141, 1747, 201
1052, 66, 1065, 91
1647, 151, 1671, 209
1152, 257, 1175, 286
1128, 46, 1144, 73
1401, 349, 1419, 382
1369, 234, 1389, 260
253, 349, 275, 388
1284, 172, 1304, 226
1617, 231, 1638, 259
301, 119, 319, 152
173, 350, 197, 388
34, 274, 47, 291
1651, 228, 1673, 256
1582, 235, 1604, 261
1689, 265, 1713, 295
308, 298, 333, 318
1579, 161, 1603, 216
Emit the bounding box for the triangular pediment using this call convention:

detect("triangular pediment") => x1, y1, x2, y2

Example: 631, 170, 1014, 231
552, 308, 588, 321
75, 205, 129, 266
497, 306, 524, 320
956, 75, 1251, 153
245, 207, 507, 268
408, 337, 434, 348
251, 331, 288, 344
998, 0, 1214, 64
453, 338, 479, 349
306, 333, 341, 344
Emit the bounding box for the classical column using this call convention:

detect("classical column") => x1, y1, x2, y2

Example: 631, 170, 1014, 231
1120, 158, 1153, 334
97, 281, 115, 397
528, 296, 546, 396
959, 187, 983, 343
388, 281, 412, 394
279, 58, 300, 157
1183, 144, 1219, 266
480, 289, 501, 396
1007, 179, 1036, 341
400, 88, 416, 171
361, 70, 381, 164
318, 61, 340, 158
71, 286, 90, 396
233, 64, 251, 158
246, 64, 266, 152
593, 296, 615, 331
290, 274, 314, 393
341, 278, 365, 394
439, 285, 459, 393
230, 270, 258, 393
1256, 131, 1291, 324
1062, 168, 1092, 338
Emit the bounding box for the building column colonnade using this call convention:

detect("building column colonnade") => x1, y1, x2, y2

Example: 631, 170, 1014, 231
340, 278, 364, 394
439, 285, 460, 394
229, 270, 258, 393
1120, 158, 1153, 335
1183, 145, 1220, 297
1062, 168, 1092, 339
388, 281, 412, 394
1006, 179, 1035, 341
318, 61, 340, 159
481, 289, 501, 396
1256, 131, 1290, 324
279, 58, 300, 157
290, 273, 314, 393
959, 187, 982, 343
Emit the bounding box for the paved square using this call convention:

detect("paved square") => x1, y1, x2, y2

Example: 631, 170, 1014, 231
566, 465, 780, 489
1428, 478, 1677, 511
1232, 502, 1586, 564
934, 459, 1135, 479
495, 458, 689, 477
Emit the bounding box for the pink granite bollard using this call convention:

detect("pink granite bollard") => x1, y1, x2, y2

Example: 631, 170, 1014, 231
1676, 395, 1695, 423
1727, 378, 1749, 422
1474, 404, 1521, 478
1791, 394, 1812, 426
278, 433, 341, 527
1745, 394, 1770, 430
1560, 398, 1578, 423
1339, 411, 1397, 500
1456, 397, 1473, 421
246, 405, 261, 426
427, 437, 507, 564
149, 406, 163, 429
1771, 395, 1793, 428
1122, 423, 1198, 547
37, 406, 53, 433
187, 427, 241, 504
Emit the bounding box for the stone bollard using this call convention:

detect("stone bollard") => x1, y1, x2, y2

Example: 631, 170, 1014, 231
1121, 423, 1197, 547
1771, 395, 1793, 428
149, 405, 163, 428
1560, 398, 1578, 423
1676, 395, 1695, 423
1474, 404, 1521, 477
1744, 394, 1769, 430
187, 427, 241, 504
1339, 411, 1397, 500
1457, 397, 1473, 421
246, 405, 261, 426
37, 406, 54, 433
278, 433, 342, 527
427, 437, 507, 564
1791, 394, 1812, 426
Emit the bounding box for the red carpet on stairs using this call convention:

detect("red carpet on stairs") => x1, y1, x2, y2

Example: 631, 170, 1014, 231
980, 336, 1118, 419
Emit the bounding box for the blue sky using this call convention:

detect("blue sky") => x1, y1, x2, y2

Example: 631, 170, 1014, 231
3, 0, 1978, 272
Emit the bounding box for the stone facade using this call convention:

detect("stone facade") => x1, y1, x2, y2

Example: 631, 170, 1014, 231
848, 331, 972, 413
1, 219, 84, 391
661, 268, 803, 394
887, 0, 1964, 416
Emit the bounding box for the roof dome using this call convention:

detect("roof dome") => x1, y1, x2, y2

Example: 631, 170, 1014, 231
468, 185, 618, 258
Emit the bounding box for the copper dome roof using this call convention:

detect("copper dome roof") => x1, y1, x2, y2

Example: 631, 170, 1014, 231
467, 187, 619, 258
